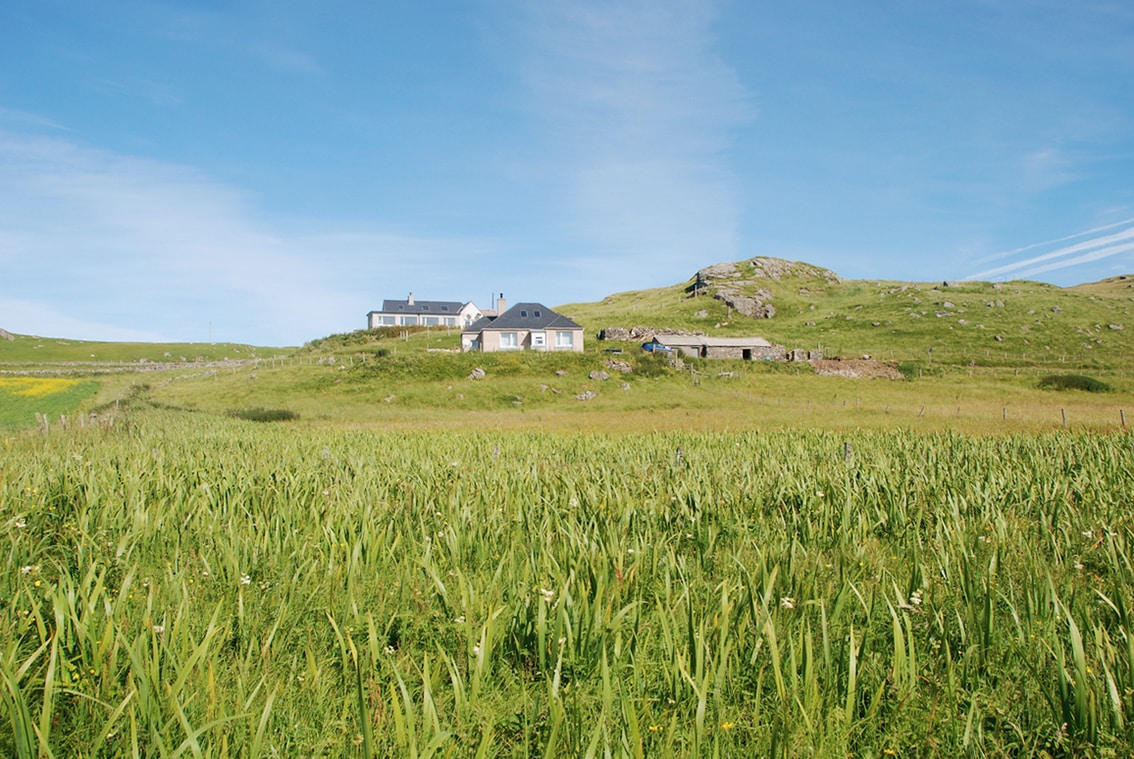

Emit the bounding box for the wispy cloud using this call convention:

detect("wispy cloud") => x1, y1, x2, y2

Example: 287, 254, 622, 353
249, 41, 322, 75
515, 0, 752, 284
967, 221, 1134, 282
0, 107, 71, 132
0, 130, 496, 343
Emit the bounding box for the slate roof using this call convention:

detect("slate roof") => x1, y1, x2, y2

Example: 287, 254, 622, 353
371, 299, 465, 315
463, 303, 581, 333
655, 335, 772, 348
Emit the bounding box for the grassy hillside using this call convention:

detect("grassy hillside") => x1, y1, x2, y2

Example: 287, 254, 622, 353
0, 332, 284, 364
561, 258, 1134, 371
3, 260, 1133, 434
0, 332, 294, 430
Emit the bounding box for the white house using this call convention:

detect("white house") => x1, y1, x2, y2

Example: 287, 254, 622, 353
461, 300, 585, 353
367, 293, 483, 329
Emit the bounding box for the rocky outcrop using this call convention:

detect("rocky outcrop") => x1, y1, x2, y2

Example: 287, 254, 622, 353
0, 328, 14, 341
693, 257, 843, 320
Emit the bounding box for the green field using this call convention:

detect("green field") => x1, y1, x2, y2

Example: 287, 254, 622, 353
3, 262, 1134, 755
4, 411, 1134, 756
0, 377, 101, 431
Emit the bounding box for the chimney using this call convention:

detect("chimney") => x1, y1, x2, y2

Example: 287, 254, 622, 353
496, 293, 506, 314
407, 292, 414, 306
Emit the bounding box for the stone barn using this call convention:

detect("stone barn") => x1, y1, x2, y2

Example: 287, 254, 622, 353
654, 336, 786, 361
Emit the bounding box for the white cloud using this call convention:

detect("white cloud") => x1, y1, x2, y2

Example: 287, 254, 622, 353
0, 130, 498, 344
515, 0, 752, 279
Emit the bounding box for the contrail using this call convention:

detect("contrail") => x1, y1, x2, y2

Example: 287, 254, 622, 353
973, 216, 1134, 265
967, 223, 1134, 281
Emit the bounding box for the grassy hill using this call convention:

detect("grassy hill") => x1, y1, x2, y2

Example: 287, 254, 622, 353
561, 257, 1134, 370
3, 258, 1133, 433
0, 332, 284, 364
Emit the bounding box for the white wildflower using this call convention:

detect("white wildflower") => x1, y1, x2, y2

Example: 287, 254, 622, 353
240, 574, 252, 586
781, 597, 795, 610
540, 588, 555, 603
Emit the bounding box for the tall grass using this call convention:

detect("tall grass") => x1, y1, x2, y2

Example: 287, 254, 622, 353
2, 409, 1133, 755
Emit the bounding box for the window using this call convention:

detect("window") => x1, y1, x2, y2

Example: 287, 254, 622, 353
402, 315, 418, 326
532, 332, 546, 347
378, 315, 395, 326
500, 332, 518, 349
520, 310, 528, 317
423, 316, 439, 326
555, 331, 574, 349
534, 310, 542, 318
441, 306, 449, 311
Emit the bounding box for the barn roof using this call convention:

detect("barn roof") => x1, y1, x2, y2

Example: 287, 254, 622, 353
654, 335, 772, 348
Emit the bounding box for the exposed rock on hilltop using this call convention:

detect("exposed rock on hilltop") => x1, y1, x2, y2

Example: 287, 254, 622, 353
694, 257, 843, 319
0, 328, 14, 341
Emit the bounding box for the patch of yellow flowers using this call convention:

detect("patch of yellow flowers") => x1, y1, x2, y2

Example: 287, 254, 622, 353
0, 377, 81, 398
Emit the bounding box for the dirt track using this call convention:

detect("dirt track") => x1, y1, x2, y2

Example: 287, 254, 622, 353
810, 359, 904, 379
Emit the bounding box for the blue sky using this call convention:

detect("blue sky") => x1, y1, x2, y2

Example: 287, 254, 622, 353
2, 1, 1132, 345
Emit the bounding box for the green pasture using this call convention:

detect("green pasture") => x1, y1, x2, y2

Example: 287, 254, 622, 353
0, 378, 100, 431
561, 264, 1134, 372
3, 411, 1134, 756
141, 346, 1133, 435
0, 333, 284, 365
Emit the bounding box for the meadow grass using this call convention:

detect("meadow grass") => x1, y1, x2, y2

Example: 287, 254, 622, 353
0, 334, 286, 364
0, 378, 100, 431
3, 408, 1134, 756
561, 268, 1134, 372
142, 349, 1134, 435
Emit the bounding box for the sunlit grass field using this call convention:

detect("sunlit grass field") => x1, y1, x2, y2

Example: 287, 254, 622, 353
4, 409, 1134, 756
0, 377, 99, 430
1, 270, 1133, 755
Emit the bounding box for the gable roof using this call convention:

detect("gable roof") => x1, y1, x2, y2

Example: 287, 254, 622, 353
371, 299, 467, 316
463, 303, 581, 333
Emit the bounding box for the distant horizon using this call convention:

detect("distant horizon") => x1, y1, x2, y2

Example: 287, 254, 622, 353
3, 2, 1132, 344
3, 255, 1129, 347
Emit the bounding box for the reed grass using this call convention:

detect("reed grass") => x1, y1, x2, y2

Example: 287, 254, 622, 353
2, 409, 1133, 755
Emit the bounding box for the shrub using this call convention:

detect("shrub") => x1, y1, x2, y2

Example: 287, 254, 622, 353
226, 407, 300, 422
1037, 374, 1112, 393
